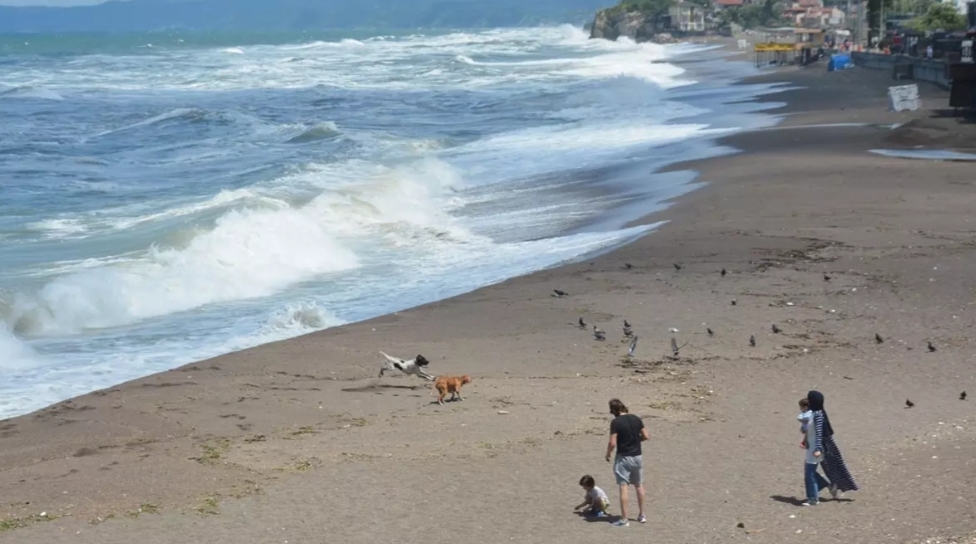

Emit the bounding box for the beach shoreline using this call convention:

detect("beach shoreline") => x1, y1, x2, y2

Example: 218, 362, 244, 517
3, 54, 976, 544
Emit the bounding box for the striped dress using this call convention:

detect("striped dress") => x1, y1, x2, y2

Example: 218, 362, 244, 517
813, 410, 859, 492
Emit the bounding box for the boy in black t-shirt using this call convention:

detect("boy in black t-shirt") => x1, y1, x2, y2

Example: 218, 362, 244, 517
605, 398, 649, 527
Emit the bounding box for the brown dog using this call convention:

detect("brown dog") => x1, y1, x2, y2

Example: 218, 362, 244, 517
434, 375, 472, 405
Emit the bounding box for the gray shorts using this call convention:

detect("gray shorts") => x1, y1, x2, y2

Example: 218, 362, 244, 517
613, 455, 643, 486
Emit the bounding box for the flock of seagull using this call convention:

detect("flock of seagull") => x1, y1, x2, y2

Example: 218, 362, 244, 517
554, 263, 969, 406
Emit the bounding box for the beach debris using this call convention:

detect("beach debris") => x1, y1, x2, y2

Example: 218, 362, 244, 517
721, 268, 727, 277
707, 327, 714, 336
593, 326, 606, 341
668, 327, 679, 333
731, 299, 737, 306
628, 336, 638, 358
749, 334, 756, 347
906, 399, 915, 408
670, 337, 679, 357
673, 263, 683, 271
961, 391, 967, 401
578, 317, 587, 329
497, 410, 510, 415
771, 324, 781, 334
736, 522, 745, 529
843, 376, 854, 380
624, 263, 633, 270
823, 273, 831, 281
927, 341, 937, 353
552, 289, 569, 298
875, 333, 884, 344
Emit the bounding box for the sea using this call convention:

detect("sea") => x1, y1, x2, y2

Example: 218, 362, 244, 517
0, 26, 786, 419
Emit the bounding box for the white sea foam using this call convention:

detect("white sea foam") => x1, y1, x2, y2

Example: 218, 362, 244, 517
0, 26, 684, 93
2, 157, 474, 337
6, 201, 361, 336
0, 324, 39, 372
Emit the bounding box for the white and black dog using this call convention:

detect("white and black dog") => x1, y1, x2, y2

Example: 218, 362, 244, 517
378, 351, 435, 381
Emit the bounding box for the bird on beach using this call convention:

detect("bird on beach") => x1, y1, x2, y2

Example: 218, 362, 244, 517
578, 317, 586, 329
772, 324, 781, 334
731, 299, 737, 306
623, 319, 631, 328
673, 263, 683, 271
628, 336, 638, 358
721, 268, 727, 277
593, 326, 606, 341
623, 325, 634, 338
624, 263, 633, 270
671, 337, 679, 357
552, 289, 569, 298
875, 333, 884, 344
960, 391, 967, 401
906, 399, 915, 408
928, 341, 937, 353
749, 334, 756, 347
823, 273, 831, 282
707, 327, 714, 337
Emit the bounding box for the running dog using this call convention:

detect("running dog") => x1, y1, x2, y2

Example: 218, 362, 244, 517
378, 351, 435, 381
434, 375, 472, 404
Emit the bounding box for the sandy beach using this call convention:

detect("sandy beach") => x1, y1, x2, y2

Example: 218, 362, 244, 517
2, 57, 976, 544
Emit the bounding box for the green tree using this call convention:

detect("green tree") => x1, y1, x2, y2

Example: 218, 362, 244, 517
911, 1, 967, 31
615, 0, 677, 17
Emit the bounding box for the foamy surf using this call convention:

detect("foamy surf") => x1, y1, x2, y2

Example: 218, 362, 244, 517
0, 26, 778, 419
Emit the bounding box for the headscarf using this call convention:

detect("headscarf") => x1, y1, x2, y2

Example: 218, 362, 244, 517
807, 390, 834, 438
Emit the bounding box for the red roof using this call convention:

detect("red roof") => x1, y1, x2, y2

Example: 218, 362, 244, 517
714, 0, 744, 5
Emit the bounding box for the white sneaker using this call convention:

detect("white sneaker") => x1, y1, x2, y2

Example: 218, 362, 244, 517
829, 484, 839, 499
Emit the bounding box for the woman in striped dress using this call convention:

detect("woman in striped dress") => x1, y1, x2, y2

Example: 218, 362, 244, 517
808, 390, 859, 495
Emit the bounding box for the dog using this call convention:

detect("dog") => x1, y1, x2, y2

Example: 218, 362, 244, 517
434, 375, 471, 405
378, 351, 435, 381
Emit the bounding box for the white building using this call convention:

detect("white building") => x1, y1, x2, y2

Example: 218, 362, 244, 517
948, 0, 969, 14
669, 0, 706, 31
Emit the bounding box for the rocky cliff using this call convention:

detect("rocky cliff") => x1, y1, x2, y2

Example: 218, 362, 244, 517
589, 7, 671, 42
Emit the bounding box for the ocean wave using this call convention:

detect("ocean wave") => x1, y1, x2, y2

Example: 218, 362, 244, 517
1, 26, 686, 93
2, 157, 475, 336
92, 107, 208, 137
0, 322, 39, 372
286, 121, 342, 144
90, 107, 284, 140
0, 84, 64, 101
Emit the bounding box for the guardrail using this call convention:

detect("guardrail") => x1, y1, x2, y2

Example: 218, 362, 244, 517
850, 52, 951, 89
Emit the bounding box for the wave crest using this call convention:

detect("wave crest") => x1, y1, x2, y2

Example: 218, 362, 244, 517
2, 157, 472, 337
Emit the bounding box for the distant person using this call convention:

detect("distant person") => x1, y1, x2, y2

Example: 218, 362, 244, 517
927, 45, 934, 59
801, 395, 830, 505
605, 398, 648, 527
573, 475, 610, 518
808, 390, 859, 501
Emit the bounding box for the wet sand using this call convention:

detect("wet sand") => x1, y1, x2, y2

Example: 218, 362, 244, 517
2, 62, 975, 543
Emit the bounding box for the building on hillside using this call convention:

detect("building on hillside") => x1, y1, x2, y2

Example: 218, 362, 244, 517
948, 0, 968, 15
796, 6, 846, 27
669, 1, 706, 31
712, 0, 745, 11
781, 0, 845, 29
